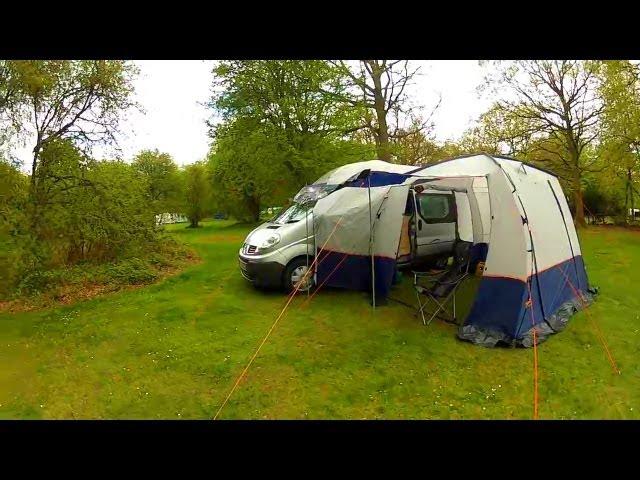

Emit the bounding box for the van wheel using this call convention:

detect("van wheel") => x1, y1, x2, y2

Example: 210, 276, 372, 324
284, 257, 315, 293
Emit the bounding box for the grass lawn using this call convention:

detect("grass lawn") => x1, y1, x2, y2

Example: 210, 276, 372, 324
1, 220, 639, 419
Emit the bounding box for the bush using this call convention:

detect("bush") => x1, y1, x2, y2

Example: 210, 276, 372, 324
0, 160, 30, 298
16, 269, 66, 296
104, 258, 158, 285
1, 143, 193, 303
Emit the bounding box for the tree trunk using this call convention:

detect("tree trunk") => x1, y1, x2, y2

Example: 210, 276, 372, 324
567, 144, 586, 228
368, 62, 392, 162
190, 218, 199, 228
624, 175, 630, 225
30, 153, 38, 187
247, 196, 260, 223
628, 168, 634, 223
573, 185, 586, 228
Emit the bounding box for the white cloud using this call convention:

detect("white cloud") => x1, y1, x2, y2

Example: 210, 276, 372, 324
112, 60, 215, 165
410, 60, 492, 141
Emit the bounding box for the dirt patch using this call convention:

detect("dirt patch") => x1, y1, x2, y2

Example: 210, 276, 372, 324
0, 253, 201, 314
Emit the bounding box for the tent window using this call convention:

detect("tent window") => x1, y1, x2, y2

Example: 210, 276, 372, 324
417, 193, 455, 223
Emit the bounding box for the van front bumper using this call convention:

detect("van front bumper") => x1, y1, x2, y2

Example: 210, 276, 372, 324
238, 255, 285, 288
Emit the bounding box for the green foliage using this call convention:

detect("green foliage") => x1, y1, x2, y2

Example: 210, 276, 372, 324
1, 60, 137, 178
132, 149, 182, 215
0, 158, 30, 297
26, 142, 157, 267
391, 130, 439, 165
211, 60, 363, 144
597, 61, 640, 220
583, 177, 624, 217
70, 160, 157, 261
0, 141, 187, 300
208, 60, 373, 221
182, 161, 212, 227
13, 246, 189, 299
105, 258, 159, 285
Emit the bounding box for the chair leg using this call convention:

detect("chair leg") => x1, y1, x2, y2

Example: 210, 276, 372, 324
415, 289, 427, 326
415, 275, 469, 327
453, 289, 456, 323
426, 295, 451, 325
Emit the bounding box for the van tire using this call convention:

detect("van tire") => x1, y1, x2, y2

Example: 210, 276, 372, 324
283, 257, 315, 293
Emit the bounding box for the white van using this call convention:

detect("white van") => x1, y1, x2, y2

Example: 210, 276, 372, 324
239, 174, 457, 293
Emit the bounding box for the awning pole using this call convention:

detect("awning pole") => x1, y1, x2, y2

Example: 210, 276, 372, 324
368, 174, 375, 309
305, 184, 310, 298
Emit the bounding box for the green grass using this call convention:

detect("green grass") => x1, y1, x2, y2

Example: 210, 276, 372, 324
1, 220, 639, 419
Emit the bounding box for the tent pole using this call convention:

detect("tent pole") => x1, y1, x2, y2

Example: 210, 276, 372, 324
305, 184, 310, 298
368, 174, 375, 309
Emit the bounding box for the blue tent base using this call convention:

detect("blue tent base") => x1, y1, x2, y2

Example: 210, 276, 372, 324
457, 288, 596, 348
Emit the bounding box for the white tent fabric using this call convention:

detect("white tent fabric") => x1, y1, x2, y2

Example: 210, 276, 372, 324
454, 192, 473, 243
314, 160, 416, 186
309, 154, 591, 347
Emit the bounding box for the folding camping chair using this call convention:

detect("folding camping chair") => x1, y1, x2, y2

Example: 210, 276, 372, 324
413, 241, 472, 326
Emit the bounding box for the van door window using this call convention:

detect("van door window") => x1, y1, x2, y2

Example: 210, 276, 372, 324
413, 191, 457, 261
416, 193, 455, 224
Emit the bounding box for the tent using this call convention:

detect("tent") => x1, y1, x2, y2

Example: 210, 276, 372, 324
310, 154, 595, 347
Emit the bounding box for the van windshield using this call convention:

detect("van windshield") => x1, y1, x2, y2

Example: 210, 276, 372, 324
293, 183, 339, 205
272, 203, 311, 224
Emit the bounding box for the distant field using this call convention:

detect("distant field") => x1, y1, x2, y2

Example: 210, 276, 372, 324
1, 221, 638, 419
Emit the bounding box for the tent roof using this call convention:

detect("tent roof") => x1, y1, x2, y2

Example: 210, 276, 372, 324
418, 153, 559, 179
311, 154, 559, 189
314, 160, 416, 185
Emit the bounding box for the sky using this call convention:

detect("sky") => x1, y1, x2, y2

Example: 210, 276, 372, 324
9, 60, 492, 169
414, 60, 492, 141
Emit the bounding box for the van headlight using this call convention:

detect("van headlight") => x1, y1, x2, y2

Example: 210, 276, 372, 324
258, 233, 281, 250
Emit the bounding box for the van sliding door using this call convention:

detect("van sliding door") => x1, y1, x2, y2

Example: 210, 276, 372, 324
414, 191, 457, 258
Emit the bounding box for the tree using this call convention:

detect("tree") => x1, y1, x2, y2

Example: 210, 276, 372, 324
183, 162, 211, 228
132, 149, 182, 216
63, 160, 156, 263
210, 61, 366, 181
207, 60, 373, 220
1, 147, 162, 295
483, 60, 604, 226
208, 119, 295, 222
0, 61, 22, 124
331, 60, 440, 162
1, 60, 137, 187
393, 127, 439, 165
460, 104, 534, 156
0, 157, 29, 296
20, 141, 157, 265
597, 60, 640, 222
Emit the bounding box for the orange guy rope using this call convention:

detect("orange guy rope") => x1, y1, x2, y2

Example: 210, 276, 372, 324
556, 266, 620, 375
213, 217, 345, 420
302, 252, 350, 307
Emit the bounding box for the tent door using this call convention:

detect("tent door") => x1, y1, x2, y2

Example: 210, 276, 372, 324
413, 189, 457, 259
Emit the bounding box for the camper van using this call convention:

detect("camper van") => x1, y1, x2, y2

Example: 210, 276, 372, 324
238, 164, 457, 293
